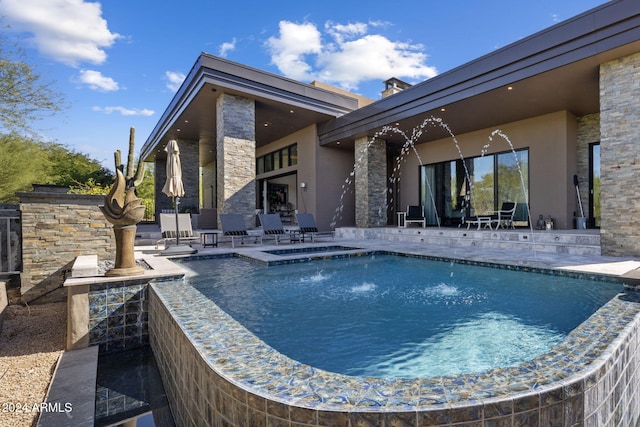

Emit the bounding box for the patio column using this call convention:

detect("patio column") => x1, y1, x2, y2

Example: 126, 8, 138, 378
600, 51, 640, 256
216, 93, 256, 226
355, 136, 387, 227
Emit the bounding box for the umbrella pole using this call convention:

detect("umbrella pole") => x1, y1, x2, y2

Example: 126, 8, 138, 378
174, 196, 181, 246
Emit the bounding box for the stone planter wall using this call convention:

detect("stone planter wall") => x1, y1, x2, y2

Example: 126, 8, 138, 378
17, 187, 115, 303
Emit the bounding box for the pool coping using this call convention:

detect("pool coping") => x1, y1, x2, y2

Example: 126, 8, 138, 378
150, 250, 640, 417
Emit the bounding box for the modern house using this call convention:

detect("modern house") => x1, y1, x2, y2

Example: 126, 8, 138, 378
140, 0, 640, 257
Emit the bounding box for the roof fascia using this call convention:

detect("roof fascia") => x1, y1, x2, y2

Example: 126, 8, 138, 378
141, 53, 359, 159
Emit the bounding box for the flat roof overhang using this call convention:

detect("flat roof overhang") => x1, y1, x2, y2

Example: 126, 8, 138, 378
318, 0, 640, 148
140, 54, 361, 165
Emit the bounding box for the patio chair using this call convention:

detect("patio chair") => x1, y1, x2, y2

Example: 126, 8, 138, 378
403, 205, 426, 228
258, 213, 297, 245
219, 213, 262, 248
490, 202, 517, 229
157, 213, 200, 248
294, 213, 335, 242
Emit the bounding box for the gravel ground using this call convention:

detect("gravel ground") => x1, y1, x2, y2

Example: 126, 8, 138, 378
0, 302, 66, 427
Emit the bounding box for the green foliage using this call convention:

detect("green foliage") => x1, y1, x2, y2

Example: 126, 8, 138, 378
0, 133, 115, 203
47, 142, 113, 187
135, 162, 155, 220
68, 178, 110, 195
0, 25, 115, 204
0, 133, 51, 202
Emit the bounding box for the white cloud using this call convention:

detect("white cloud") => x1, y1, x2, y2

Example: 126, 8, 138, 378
165, 71, 186, 92
266, 21, 323, 81
78, 70, 119, 92
92, 106, 155, 117
219, 39, 236, 57
0, 0, 120, 67
266, 20, 437, 91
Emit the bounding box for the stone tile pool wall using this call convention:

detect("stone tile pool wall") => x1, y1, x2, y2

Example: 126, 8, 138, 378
88, 279, 150, 353
149, 283, 640, 427
148, 257, 640, 426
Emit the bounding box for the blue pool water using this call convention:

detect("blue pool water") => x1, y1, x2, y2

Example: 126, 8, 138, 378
179, 254, 622, 379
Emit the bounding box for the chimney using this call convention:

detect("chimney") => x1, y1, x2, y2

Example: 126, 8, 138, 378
382, 77, 412, 98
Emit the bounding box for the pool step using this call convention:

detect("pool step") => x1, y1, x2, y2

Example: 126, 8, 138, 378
336, 227, 601, 256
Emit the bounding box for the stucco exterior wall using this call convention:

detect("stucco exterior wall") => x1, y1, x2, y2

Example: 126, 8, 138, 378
256, 125, 356, 231
401, 111, 579, 229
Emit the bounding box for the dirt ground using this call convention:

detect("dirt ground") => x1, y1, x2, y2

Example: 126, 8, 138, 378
0, 302, 66, 427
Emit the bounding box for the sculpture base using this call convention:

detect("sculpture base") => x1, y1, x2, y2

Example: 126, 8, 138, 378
105, 265, 146, 277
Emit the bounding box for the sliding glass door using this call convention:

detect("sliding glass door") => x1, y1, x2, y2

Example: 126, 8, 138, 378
420, 149, 529, 226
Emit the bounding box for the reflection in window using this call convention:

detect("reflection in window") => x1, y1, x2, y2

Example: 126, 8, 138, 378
469, 156, 494, 215
497, 150, 529, 222
420, 148, 529, 226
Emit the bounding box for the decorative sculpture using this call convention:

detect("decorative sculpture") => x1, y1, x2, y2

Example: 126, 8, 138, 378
100, 127, 146, 276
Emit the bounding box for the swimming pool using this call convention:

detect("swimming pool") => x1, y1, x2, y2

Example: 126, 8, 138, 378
180, 254, 621, 379
149, 251, 640, 425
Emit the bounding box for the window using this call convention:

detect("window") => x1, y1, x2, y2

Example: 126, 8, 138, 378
257, 143, 297, 174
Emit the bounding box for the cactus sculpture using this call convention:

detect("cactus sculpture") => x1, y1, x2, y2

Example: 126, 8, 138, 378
100, 127, 146, 276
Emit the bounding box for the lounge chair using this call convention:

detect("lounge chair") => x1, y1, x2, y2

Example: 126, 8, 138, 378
258, 213, 298, 245
157, 213, 200, 248
294, 213, 335, 242
402, 205, 426, 228
491, 202, 517, 229
219, 213, 262, 248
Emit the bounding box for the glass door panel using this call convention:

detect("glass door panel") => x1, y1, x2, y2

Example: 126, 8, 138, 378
469, 156, 494, 215
590, 143, 600, 228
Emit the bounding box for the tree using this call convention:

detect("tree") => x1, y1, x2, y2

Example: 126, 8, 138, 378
0, 25, 113, 203
0, 133, 50, 202
0, 28, 66, 134
0, 133, 114, 203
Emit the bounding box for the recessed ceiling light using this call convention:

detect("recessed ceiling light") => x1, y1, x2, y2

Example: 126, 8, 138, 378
507, 86, 513, 91
440, 108, 446, 112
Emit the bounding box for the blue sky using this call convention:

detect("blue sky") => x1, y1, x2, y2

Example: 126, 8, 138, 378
1, 0, 607, 170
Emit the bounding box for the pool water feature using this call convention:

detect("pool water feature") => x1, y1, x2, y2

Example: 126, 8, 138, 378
179, 254, 621, 379
150, 252, 640, 425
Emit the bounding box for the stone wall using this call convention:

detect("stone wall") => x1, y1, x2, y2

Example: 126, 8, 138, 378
17, 187, 115, 303
216, 93, 256, 226
599, 51, 640, 256
355, 137, 387, 227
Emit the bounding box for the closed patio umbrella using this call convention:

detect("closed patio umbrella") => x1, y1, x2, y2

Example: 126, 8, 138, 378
162, 139, 196, 255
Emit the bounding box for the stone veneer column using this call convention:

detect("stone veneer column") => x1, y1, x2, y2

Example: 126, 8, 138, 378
600, 52, 640, 256
154, 139, 199, 216
355, 136, 387, 227
216, 93, 256, 226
